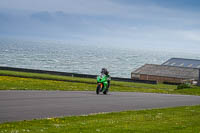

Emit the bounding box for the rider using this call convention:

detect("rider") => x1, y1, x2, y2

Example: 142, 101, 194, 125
100, 68, 111, 90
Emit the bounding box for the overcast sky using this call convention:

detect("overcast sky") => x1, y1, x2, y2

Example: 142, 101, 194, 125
0, 0, 200, 52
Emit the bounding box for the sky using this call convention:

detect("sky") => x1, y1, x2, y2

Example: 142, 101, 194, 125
0, 0, 200, 52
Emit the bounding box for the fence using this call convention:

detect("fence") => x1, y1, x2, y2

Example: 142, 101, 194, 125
0, 66, 157, 84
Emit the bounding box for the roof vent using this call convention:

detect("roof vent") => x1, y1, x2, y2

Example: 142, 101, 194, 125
171, 62, 176, 66
188, 64, 193, 67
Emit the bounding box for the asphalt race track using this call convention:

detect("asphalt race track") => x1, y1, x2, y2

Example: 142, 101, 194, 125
1, 90, 200, 123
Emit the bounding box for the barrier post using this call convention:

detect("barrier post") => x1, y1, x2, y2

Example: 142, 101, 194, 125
198, 69, 200, 86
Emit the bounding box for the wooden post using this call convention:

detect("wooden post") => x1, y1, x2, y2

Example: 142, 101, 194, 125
198, 69, 200, 86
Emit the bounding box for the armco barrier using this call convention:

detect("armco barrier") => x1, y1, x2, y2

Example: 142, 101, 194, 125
110, 77, 157, 84
0, 66, 157, 84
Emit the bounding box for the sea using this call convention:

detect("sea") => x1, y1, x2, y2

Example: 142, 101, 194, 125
0, 38, 200, 78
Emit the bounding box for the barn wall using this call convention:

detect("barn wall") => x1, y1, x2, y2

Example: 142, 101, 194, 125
132, 74, 183, 84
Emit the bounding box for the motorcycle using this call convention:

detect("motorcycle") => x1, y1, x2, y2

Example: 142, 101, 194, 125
96, 74, 110, 95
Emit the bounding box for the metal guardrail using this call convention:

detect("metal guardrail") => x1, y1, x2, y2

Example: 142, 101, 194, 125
0, 66, 157, 84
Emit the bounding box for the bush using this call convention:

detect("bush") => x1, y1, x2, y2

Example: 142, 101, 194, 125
177, 83, 191, 89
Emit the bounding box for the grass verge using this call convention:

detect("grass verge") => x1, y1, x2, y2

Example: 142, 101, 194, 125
1, 105, 200, 133
0, 70, 200, 95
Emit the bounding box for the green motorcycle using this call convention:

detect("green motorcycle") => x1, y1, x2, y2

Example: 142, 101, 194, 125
96, 74, 110, 95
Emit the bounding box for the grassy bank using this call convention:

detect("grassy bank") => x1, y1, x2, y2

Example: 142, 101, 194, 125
1, 105, 200, 133
0, 70, 200, 95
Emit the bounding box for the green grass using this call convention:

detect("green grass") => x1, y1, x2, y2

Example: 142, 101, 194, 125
1, 105, 200, 133
1, 70, 200, 132
0, 70, 97, 83
0, 70, 200, 95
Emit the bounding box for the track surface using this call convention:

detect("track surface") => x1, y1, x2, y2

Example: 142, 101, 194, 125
1, 90, 200, 123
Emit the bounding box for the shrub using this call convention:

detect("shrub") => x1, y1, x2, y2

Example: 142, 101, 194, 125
177, 83, 191, 89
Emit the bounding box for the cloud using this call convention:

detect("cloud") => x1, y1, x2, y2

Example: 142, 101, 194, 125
0, 0, 200, 52
178, 30, 200, 42
1, 0, 199, 19
0, 0, 122, 15
1, 0, 200, 29
30, 11, 53, 21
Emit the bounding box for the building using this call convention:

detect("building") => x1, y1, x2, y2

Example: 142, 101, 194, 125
132, 58, 200, 84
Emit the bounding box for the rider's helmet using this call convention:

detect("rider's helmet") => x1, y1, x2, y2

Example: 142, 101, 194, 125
101, 68, 109, 75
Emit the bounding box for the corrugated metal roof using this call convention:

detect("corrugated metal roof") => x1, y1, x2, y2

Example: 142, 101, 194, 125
132, 64, 199, 80
162, 58, 200, 68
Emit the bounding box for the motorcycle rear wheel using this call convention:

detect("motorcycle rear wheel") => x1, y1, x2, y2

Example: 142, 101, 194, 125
103, 88, 108, 95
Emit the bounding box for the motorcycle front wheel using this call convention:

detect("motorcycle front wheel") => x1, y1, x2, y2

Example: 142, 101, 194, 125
96, 84, 101, 94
